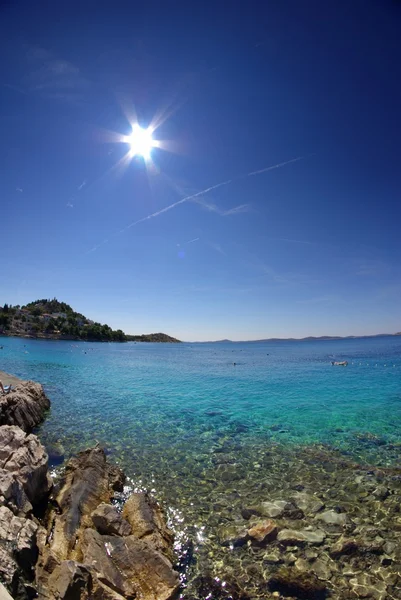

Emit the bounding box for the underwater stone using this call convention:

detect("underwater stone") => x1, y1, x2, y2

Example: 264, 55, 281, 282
278, 529, 326, 546
219, 524, 249, 547
349, 573, 387, 600
268, 567, 327, 599
372, 486, 389, 501
315, 510, 347, 527
291, 491, 325, 515
247, 519, 278, 544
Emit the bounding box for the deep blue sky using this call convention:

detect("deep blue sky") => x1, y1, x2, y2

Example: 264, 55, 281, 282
1, 1, 400, 340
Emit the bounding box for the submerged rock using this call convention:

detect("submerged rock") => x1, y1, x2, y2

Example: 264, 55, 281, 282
247, 519, 278, 544
219, 523, 249, 547
268, 566, 327, 599
291, 491, 325, 515
315, 509, 347, 527
277, 528, 326, 546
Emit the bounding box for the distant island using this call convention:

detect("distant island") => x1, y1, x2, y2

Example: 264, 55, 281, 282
210, 333, 400, 343
0, 299, 180, 343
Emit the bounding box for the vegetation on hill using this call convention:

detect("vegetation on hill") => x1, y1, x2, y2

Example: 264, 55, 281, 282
0, 299, 126, 341
0, 299, 180, 342
126, 333, 181, 343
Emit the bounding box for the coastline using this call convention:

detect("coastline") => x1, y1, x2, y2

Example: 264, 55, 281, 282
0, 372, 179, 599
0, 370, 25, 387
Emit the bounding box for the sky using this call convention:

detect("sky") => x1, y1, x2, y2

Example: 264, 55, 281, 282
1, 0, 401, 341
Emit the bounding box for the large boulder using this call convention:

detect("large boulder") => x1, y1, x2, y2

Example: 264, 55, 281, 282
36, 446, 179, 600
122, 492, 175, 561
0, 425, 51, 510
42, 446, 124, 563
81, 528, 179, 600
0, 504, 44, 600
0, 382, 50, 432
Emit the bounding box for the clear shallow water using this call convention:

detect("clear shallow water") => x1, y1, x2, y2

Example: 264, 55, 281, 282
1, 335, 401, 465
2, 335, 401, 597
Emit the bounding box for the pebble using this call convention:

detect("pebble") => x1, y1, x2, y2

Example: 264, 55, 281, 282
315, 509, 347, 526
277, 528, 326, 546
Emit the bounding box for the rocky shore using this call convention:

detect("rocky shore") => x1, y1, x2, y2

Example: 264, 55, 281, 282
0, 376, 179, 600
2, 374, 401, 599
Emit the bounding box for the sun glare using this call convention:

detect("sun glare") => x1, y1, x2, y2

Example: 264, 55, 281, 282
128, 125, 154, 158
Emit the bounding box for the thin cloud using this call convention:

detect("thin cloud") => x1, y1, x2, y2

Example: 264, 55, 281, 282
278, 238, 313, 245
77, 180, 86, 191
223, 203, 249, 216
87, 154, 310, 253
66, 202, 74, 208
21, 46, 90, 103
248, 155, 309, 177
177, 237, 200, 246
16, 187, 23, 193
193, 197, 250, 216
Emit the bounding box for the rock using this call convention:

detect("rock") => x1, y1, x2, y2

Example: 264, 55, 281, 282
0, 470, 32, 514
295, 557, 309, 572
0, 382, 50, 432
277, 528, 326, 546
49, 446, 124, 559
311, 559, 333, 581
330, 537, 359, 557
188, 574, 250, 600
315, 509, 347, 527
0, 425, 51, 509
36, 446, 178, 600
247, 519, 278, 544
268, 567, 327, 599
0, 506, 39, 573
263, 550, 283, 564
219, 524, 249, 547
383, 541, 396, 555
372, 485, 389, 500
349, 573, 387, 600
46, 560, 93, 600
91, 503, 132, 537
81, 528, 180, 600
0, 545, 19, 596
122, 492, 175, 561
291, 491, 325, 515
242, 499, 301, 520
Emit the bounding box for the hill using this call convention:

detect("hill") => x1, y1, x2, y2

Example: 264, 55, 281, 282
0, 299, 180, 343
126, 333, 180, 343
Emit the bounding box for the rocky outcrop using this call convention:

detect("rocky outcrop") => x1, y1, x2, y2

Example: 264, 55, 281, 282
0, 425, 51, 513
0, 426, 50, 599
36, 446, 180, 600
0, 382, 50, 432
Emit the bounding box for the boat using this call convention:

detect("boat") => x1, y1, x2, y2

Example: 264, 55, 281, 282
331, 361, 348, 366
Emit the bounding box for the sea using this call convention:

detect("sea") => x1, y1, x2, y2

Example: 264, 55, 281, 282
1, 335, 401, 595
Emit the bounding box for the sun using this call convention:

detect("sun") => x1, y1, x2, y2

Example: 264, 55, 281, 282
127, 125, 154, 158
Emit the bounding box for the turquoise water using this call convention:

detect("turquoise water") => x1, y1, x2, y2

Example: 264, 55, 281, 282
2, 335, 401, 597
1, 335, 401, 465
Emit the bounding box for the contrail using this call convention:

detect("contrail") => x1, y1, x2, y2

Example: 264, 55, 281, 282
119, 155, 306, 235
117, 177, 233, 235
87, 155, 309, 253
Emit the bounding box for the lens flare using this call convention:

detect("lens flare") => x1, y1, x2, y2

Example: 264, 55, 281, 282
128, 125, 154, 158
